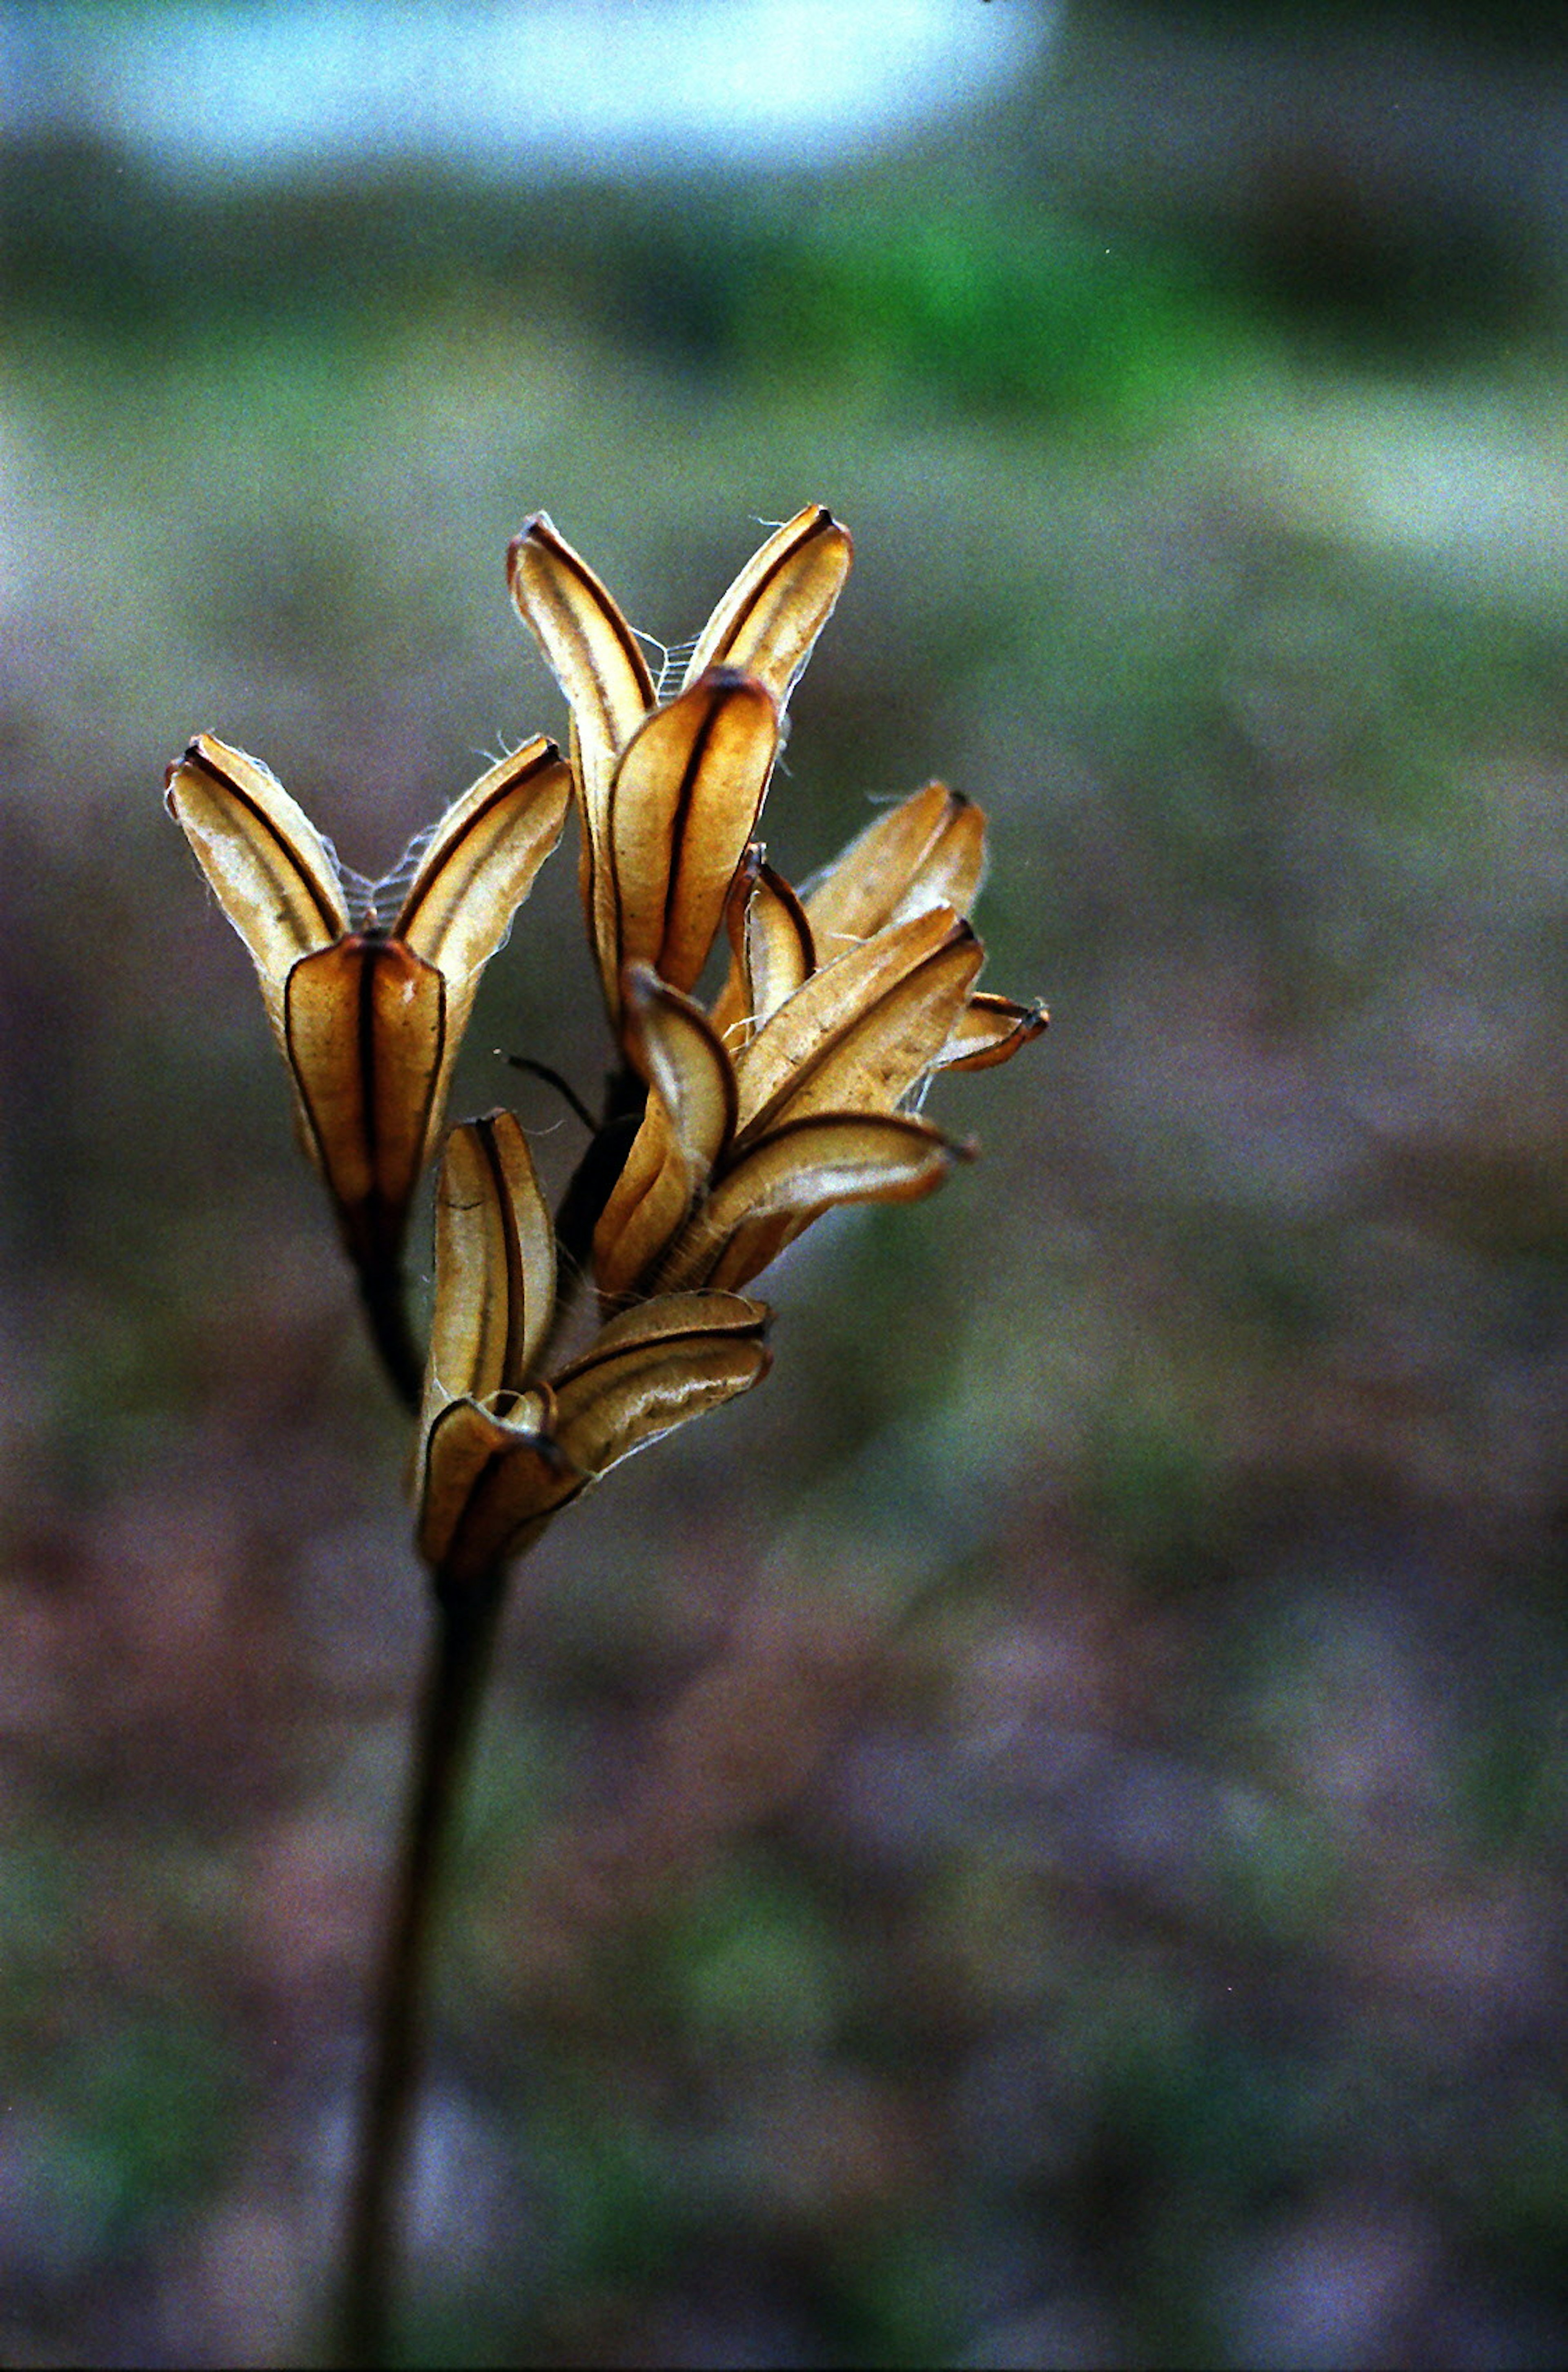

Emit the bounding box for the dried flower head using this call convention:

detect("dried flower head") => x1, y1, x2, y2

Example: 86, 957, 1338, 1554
167, 507, 1041, 1587
409, 509, 1044, 1585
506, 509, 1044, 1314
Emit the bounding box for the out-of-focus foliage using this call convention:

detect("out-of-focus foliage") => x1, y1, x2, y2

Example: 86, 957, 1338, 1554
1, 143, 1251, 421
3, 3, 1568, 2365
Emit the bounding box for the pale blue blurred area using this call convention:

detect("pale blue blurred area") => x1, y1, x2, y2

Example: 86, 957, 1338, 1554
3, 0, 1052, 176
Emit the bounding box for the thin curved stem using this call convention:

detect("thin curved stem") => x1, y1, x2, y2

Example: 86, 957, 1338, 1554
336, 1569, 506, 2368
505, 1052, 600, 1135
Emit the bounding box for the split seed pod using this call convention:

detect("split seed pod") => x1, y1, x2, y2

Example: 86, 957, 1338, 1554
507, 504, 852, 1032
166, 733, 571, 1274
416, 1112, 772, 1587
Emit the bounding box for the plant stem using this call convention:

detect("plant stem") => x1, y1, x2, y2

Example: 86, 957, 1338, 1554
543, 1062, 645, 1362
336, 1568, 506, 2368
354, 1248, 425, 1416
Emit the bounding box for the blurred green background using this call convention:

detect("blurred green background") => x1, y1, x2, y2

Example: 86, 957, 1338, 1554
4, 0, 1568, 2362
